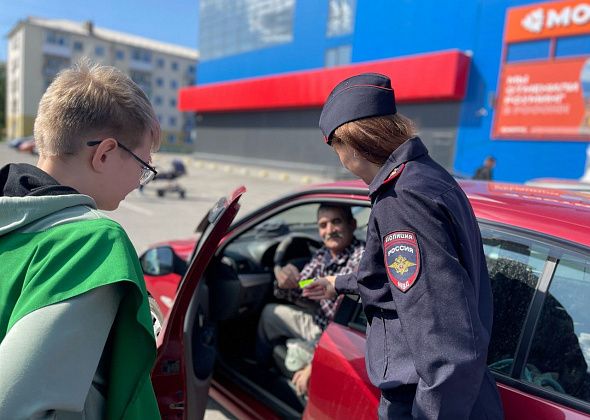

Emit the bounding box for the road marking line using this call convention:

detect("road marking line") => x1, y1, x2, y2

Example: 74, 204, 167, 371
119, 201, 153, 216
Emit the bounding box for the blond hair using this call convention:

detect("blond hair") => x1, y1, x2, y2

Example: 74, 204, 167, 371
34, 59, 160, 156
332, 114, 417, 165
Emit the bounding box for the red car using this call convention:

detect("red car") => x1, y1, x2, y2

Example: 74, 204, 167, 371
142, 180, 590, 419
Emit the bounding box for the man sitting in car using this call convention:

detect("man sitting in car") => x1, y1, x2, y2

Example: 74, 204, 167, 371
256, 203, 365, 396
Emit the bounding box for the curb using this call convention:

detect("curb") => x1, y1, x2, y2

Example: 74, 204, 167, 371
150, 154, 332, 185
189, 159, 328, 185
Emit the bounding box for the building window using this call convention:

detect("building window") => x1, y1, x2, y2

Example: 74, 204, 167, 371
199, 0, 295, 60
506, 40, 550, 63
42, 55, 71, 79
188, 65, 195, 75
555, 34, 590, 59
325, 45, 352, 67
154, 96, 163, 105
327, 0, 356, 37
45, 30, 69, 46
10, 36, 19, 50
171, 61, 178, 71
130, 70, 152, 97
156, 77, 164, 87
170, 98, 177, 107
131, 48, 151, 63
170, 80, 178, 89
10, 59, 19, 75
95, 46, 105, 56
73, 41, 84, 52
157, 58, 165, 68
168, 134, 176, 143
169, 116, 177, 126
116, 49, 125, 60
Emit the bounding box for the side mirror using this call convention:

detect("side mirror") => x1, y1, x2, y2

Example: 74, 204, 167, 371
140, 246, 175, 276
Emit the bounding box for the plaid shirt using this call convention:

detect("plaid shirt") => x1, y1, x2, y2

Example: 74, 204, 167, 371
274, 237, 365, 331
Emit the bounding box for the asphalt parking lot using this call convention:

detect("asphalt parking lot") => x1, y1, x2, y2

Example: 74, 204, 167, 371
0, 142, 334, 419
0, 143, 332, 254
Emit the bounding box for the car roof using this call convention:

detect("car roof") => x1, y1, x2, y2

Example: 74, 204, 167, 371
308, 179, 590, 249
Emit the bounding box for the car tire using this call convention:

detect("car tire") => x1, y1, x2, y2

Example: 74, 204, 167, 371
149, 295, 164, 337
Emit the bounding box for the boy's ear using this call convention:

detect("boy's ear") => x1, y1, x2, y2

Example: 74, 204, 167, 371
90, 138, 118, 172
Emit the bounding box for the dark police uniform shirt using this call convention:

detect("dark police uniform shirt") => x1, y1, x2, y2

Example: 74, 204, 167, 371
335, 137, 503, 419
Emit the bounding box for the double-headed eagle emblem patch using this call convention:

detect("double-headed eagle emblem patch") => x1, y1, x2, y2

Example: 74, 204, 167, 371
383, 231, 420, 292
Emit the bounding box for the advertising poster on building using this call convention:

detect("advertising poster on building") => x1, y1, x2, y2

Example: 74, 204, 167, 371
493, 0, 590, 140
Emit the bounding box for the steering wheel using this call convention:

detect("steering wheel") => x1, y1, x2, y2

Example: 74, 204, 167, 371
273, 233, 322, 276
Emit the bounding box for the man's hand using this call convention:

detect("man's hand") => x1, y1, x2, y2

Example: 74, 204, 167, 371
302, 276, 337, 300
292, 363, 312, 396
275, 263, 300, 289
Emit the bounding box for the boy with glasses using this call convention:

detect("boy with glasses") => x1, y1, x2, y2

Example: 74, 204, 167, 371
0, 61, 161, 418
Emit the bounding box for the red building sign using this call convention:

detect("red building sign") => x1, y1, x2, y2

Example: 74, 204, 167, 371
493, 0, 590, 140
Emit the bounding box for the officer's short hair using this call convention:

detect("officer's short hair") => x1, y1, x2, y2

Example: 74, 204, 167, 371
332, 114, 417, 165
317, 203, 354, 222
34, 59, 160, 157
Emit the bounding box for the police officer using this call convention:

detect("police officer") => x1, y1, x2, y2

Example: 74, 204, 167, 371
303, 73, 504, 419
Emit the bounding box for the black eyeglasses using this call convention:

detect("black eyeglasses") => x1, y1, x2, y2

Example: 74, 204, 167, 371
87, 139, 158, 185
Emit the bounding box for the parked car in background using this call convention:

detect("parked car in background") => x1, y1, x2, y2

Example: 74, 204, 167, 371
144, 181, 590, 420
526, 178, 590, 195
8, 135, 33, 149
17, 137, 37, 155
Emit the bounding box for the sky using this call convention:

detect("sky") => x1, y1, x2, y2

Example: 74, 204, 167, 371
0, 0, 200, 61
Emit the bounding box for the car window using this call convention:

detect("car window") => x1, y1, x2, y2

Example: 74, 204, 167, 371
347, 227, 552, 345
524, 252, 590, 403
480, 227, 551, 375
238, 204, 319, 242
237, 203, 368, 242
226, 203, 368, 272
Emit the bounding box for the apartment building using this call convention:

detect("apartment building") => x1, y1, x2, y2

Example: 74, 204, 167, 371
6, 17, 199, 151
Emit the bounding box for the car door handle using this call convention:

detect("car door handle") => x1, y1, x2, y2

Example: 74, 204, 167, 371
169, 401, 185, 410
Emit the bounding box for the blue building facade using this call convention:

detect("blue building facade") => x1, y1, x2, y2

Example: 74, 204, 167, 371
194, 0, 590, 182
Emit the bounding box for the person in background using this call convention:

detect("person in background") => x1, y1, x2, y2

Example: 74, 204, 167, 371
473, 155, 496, 180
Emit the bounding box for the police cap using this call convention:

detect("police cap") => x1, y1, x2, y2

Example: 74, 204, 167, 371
319, 73, 397, 144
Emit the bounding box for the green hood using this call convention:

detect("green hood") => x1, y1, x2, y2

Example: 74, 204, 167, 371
0, 193, 98, 236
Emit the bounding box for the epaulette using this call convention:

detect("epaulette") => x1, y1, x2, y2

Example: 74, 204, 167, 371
382, 163, 405, 186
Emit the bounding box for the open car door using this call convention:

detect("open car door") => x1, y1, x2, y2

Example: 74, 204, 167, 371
152, 186, 246, 420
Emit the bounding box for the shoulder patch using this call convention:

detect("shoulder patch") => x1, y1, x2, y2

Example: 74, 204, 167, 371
383, 230, 420, 292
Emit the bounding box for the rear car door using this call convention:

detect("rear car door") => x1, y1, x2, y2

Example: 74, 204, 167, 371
481, 224, 590, 419
151, 187, 245, 420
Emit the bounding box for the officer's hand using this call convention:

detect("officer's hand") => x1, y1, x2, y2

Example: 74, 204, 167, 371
275, 264, 300, 289
302, 276, 337, 300
292, 363, 312, 396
